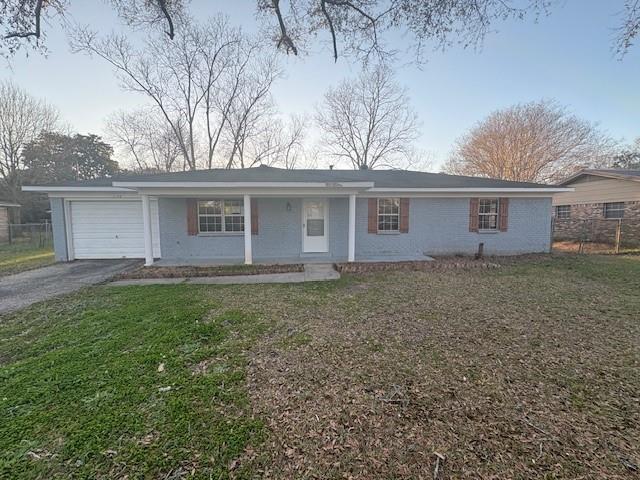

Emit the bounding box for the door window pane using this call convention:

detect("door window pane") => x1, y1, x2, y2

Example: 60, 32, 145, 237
307, 219, 324, 236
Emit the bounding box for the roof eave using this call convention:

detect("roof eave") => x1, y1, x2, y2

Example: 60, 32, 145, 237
111, 181, 376, 188
369, 187, 573, 193
559, 170, 640, 185
22, 186, 135, 193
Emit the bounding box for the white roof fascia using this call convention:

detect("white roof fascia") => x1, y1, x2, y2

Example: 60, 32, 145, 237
22, 186, 134, 193
112, 181, 376, 188
368, 187, 573, 193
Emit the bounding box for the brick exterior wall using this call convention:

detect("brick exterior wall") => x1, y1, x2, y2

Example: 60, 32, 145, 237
50, 196, 554, 263
553, 201, 640, 246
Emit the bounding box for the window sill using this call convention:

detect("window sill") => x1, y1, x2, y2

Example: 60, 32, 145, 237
197, 232, 244, 237
478, 229, 499, 234
376, 230, 401, 235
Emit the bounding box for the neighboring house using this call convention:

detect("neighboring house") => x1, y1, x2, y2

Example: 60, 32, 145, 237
23, 166, 569, 265
0, 202, 20, 243
553, 169, 640, 245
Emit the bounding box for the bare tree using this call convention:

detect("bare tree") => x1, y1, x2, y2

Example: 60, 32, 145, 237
222, 53, 283, 168
4, 1, 640, 63
250, 114, 308, 169
445, 100, 617, 184
106, 109, 184, 172
72, 16, 281, 170
0, 81, 60, 204
316, 64, 419, 170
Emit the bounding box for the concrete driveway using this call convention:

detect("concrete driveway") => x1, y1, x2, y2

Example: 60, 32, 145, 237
0, 260, 140, 315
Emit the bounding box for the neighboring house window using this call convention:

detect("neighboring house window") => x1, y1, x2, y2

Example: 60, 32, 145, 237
604, 202, 625, 219
198, 199, 244, 233
555, 205, 571, 219
478, 199, 499, 230
377, 198, 400, 232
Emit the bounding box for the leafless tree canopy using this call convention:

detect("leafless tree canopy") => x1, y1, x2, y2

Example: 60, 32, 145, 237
106, 109, 183, 173
2, 1, 639, 61
445, 100, 617, 184
316, 64, 419, 170
0, 81, 60, 203
247, 114, 309, 169
72, 16, 282, 170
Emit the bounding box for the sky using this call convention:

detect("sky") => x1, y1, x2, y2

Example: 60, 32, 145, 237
2, 0, 639, 171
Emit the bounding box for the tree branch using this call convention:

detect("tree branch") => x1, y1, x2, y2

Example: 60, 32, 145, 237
320, 0, 339, 62
155, 0, 175, 40
4, 0, 44, 40
271, 0, 298, 55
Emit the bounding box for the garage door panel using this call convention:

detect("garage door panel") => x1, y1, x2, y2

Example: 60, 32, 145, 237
70, 200, 160, 259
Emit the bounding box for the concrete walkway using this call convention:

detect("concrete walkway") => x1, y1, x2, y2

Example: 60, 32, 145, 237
109, 263, 340, 287
0, 259, 140, 315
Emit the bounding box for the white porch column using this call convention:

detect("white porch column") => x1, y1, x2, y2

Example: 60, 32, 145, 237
243, 194, 252, 265
348, 194, 356, 262
141, 194, 154, 266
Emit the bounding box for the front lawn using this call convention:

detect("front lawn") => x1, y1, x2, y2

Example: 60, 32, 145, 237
0, 285, 266, 479
1, 255, 639, 478
0, 242, 55, 276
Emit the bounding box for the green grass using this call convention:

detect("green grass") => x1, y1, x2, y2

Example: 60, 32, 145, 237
0, 285, 266, 479
0, 254, 639, 478
0, 242, 54, 276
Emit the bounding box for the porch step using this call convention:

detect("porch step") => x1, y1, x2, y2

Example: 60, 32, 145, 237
303, 263, 341, 282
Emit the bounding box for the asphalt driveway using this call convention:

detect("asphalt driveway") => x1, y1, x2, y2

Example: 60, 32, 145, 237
0, 260, 139, 315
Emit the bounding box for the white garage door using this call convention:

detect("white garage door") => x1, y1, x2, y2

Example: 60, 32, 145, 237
69, 200, 161, 259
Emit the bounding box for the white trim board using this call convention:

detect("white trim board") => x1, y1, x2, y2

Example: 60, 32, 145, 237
112, 181, 376, 188
368, 187, 572, 193
22, 186, 134, 193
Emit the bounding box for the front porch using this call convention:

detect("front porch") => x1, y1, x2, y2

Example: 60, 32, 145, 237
153, 256, 348, 267
140, 193, 362, 267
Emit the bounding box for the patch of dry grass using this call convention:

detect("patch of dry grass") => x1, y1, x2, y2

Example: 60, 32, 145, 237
225, 255, 639, 479
553, 240, 640, 255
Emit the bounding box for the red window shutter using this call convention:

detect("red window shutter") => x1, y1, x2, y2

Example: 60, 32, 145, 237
187, 199, 198, 235
251, 198, 258, 235
469, 198, 479, 232
499, 197, 509, 232
399, 198, 410, 233
368, 198, 378, 233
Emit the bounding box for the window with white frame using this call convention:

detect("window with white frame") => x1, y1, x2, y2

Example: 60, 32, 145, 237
604, 202, 624, 219
377, 198, 400, 232
478, 198, 499, 230
198, 199, 244, 233
555, 205, 571, 219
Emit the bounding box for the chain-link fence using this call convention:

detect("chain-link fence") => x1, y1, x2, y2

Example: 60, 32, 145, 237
1, 223, 53, 248
553, 218, 639, 254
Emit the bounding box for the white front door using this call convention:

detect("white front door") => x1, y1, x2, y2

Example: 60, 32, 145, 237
302, 199, 328, 253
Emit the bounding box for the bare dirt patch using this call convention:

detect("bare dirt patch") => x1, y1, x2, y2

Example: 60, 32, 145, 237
229, 256, 640, 479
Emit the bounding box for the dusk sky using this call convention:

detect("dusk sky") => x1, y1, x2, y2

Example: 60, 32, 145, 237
3, 0, 639, 170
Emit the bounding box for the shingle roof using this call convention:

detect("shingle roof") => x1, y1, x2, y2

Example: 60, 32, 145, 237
43, 166, 552, 189
560, 168, 640, 185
